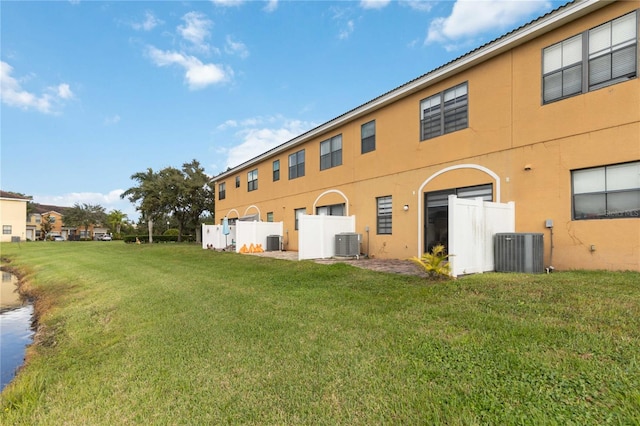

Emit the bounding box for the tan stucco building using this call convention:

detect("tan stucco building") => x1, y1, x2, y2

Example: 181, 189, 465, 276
213, 0, 640, 272
0, 191, 29, 243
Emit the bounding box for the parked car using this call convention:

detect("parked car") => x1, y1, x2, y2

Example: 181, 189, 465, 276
99, 234, 112, 241
52, 235, 65, 241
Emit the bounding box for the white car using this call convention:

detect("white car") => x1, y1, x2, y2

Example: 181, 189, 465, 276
99, 234, 112, 241
52, 235, 65, 241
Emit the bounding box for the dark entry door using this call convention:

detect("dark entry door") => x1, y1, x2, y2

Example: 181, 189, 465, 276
424, 184, 493, 253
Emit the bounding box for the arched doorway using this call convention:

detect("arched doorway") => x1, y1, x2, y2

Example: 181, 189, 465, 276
417, 164, 501, 257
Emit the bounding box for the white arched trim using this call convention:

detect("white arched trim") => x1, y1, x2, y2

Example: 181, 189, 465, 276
312, 189, 350, 216
226, 209, 240, 219
244, 205, 262, 220
416, 164, 501, 257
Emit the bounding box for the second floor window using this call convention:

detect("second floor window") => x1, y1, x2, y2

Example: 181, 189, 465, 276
361, 120, 376, 154
289, 150, 305, 180
273, 160, 280, 181
543, 11, 637, 103
235, 176, 240, 188
320, 134, 342, 170
218, 182, 226, 200
247, 169, 258, 192
420, 82, 468, 141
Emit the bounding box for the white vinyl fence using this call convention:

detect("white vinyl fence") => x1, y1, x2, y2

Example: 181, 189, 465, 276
298, 214, 356, 260
448, 195, 515, 277
202, 223, 236, 250
235, 221, 283, 253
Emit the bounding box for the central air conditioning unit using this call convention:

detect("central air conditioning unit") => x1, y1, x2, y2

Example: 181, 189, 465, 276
266, 235, 281, 252
494, 233, 544, 273
335, 233, 361, 258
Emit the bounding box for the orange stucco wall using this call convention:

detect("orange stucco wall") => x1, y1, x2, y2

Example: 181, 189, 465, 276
215, 1, 640, 271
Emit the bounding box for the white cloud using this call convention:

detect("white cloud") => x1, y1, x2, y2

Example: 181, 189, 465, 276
0, 61, 73, 114
104, 114, 121, 125
426, 0, 551, 45
56, 83, 74, 99
338, 20, 355, 40
224, 119, 316, 169
225, 36, 249, 59
178, 12, 213, 52
132, 11, 162, 31
264, 0, 278, 12
211, 0, 245, 7
34, 190, 138, 220
146, 46, 230, 90
360, 0, 390, 10
402, 0, 434, 12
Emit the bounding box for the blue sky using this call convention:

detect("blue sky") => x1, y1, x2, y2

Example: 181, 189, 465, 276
1, 0, 566, 220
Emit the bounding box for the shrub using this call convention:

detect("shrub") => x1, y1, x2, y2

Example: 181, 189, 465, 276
410, 244, 452, 280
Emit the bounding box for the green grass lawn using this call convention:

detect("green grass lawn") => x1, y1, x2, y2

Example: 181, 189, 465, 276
1, 242, 639, 424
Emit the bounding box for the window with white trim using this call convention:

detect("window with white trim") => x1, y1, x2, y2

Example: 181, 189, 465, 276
420, 82, 468, 140
235, 176, 240, 188
289, 150, 305, 180
543, 11, 637, 103
273, 160, 280, 182
218, 182, 226, 200
320, 134, 342, 170
572, 161, 640, 220
247, 169, 258, 192
267, 212, 274, 222
3, 225, 12, 235
376, 196, 392, 234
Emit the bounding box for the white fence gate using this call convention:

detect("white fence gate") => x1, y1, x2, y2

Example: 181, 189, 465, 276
448, 195, 515, 277
298, 215, 356, 260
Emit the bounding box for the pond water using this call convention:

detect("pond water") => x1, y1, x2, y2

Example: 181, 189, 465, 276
1, 271, 35, 391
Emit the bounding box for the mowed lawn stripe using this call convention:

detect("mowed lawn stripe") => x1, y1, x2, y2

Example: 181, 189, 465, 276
1, 242, 639, 424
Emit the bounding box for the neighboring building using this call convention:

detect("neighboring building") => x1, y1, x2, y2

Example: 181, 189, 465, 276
0, 191, 30, 242
213, 0, 639, 272
26, 204, 71, 240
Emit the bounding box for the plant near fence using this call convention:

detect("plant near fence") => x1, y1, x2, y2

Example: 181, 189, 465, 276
410, 244, 452, 280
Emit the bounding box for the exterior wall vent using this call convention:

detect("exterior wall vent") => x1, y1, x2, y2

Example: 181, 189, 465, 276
335, 233, 361, 258
266, 235, 281, 252
494, 233, 544, 273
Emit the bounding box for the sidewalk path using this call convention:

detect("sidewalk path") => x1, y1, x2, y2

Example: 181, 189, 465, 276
248, 251, 427, 277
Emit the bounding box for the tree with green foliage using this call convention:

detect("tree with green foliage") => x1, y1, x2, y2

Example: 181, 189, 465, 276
122, 160, 214, 243
63, 203, 107, 239
121, 168, 163, 243
40, 213, 54, 240
157, 160, 214, 242
106, 209, 128, 238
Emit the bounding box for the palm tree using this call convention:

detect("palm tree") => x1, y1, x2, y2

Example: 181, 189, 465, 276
121, 168, 162, 243
106, 209, 127, 238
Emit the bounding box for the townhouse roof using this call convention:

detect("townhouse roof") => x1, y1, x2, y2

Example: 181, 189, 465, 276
0, 190, 31, 201
31, 204, 69, 215
213, 0, 607, 183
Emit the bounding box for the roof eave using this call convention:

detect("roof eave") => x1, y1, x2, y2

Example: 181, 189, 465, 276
213, 0, 605, 183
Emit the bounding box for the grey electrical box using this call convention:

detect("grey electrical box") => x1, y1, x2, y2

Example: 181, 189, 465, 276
494, 233, 544, 273
545, 219, 554, 228
335, 233, 360, 257
266, 235, 281, 251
